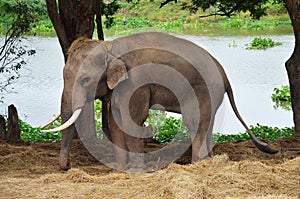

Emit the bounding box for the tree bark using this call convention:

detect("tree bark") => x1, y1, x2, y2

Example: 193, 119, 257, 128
46, 0, 69, 60
6, 105, 21, 144
46, 0, 104, 61
95, 0, 104, 40
0, 115, 6, 141
284, 0, 300, 138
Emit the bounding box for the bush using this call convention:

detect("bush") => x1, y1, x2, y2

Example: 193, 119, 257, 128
213, 124, 294, 143
271, 85, 291, 110
20, 119, 62, 143
246, 37, 282, 50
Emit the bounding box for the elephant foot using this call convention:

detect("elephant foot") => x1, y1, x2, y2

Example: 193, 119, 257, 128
105, 162, 122, 171
125, 163, 147, 173
125, 153, 146, 173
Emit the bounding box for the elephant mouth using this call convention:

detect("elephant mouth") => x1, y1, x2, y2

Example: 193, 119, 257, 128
41, 109, 82, 132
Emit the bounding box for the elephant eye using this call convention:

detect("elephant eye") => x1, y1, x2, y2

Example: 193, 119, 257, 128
80, 76, 91, 87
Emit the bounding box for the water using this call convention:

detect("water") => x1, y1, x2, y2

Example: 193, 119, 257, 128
1, 37, 64, 126
0, 35, 295, 134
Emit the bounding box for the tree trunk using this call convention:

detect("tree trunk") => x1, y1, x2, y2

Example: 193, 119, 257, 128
6, 105, 21, 144
46, 0, 104, 61
284, 0, 300, 138
0, 115, 6, 141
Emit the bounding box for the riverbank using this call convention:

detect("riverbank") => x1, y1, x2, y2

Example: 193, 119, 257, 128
29, 15, 292, 38
1, 0, 289, 38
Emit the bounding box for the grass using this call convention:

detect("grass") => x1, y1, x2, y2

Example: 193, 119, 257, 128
3, 0, 292, 37
102, 15, 292, 37
28, 15, 292, 37
214, 124, 294, 143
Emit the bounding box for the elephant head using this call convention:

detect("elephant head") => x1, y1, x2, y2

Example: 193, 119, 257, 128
42, 38, 129, 170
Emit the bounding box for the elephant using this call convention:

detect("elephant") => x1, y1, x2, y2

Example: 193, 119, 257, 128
43, 32, 277, 171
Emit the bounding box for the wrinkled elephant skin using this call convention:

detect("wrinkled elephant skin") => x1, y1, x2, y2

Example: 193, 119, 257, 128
57, 32, 277, 171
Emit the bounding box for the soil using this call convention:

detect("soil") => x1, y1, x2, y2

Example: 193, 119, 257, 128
0, 138, 300, 199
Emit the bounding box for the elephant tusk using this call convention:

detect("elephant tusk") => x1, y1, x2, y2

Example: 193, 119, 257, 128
40, 112, 61, 129
41, 109, 82, 132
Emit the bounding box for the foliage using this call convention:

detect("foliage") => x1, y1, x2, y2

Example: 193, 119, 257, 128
16, 88, 294, 144
20, 119, 62, 143
245, 37, 282, 50
144, 110, 167, 133
101, 0, 121, 28
20, 100, 104, 143
153, 116, 189, 143
145, 110, 189, 143
18, 103, 294, 144
0, 0, 292, 37
213, 124, 294, 143
94, 99, 103, 138
19, 112, 294, 144
0, 0, 47, 24
112, 17, 153, 28
271, 85, 291, 110
180, 0, 277, 19
0, 0, 37, 99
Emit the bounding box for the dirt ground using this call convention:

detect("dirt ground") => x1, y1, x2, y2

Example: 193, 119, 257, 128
0, 138, 300, 199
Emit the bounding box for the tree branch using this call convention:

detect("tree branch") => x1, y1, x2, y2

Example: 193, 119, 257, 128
159, 0, 177, 9
95, 0, 104, 40
46, 0, 68, 61
199, 5, 238, 18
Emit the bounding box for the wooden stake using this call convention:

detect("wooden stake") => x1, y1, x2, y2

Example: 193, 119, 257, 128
0, 115, 6, 141
6, 104, 21, 144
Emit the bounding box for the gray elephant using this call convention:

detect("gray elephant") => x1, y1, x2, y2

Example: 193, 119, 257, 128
44, 32, 277, 171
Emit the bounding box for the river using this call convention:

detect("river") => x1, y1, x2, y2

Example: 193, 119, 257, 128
0, 34, 294, 134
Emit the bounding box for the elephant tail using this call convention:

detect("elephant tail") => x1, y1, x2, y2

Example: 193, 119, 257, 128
225, 79, 278, 154
212, 56, 278, 154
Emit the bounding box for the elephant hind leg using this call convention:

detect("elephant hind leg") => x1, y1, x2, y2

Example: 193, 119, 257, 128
182, 99, 213, 163
191, 119, 212, 162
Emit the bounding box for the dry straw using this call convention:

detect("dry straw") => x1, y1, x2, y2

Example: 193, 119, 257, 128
0, 138, 299, 198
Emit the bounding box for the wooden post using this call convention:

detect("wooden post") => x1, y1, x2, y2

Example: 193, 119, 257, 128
0, 115, 6, 141
6, 104, 21, 144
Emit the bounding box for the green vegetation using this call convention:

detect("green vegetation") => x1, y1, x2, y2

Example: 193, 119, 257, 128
0, 0, 37, 96
1, 0, 295, 144
17, 102, 294, 144
271, 85, 291, 110
145, 110, 189, 143
0, 0, 293, 37
20, 119, 62, 143
214, 124, 294, 143
245, 37, 282, 50
0, 0, 48, 34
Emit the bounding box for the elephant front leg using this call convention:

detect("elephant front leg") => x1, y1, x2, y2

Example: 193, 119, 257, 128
124, 89, 150, 172
109, 107, 127, 171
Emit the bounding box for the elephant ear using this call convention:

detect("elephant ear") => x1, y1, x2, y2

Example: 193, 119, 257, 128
106, 58, 128, 89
